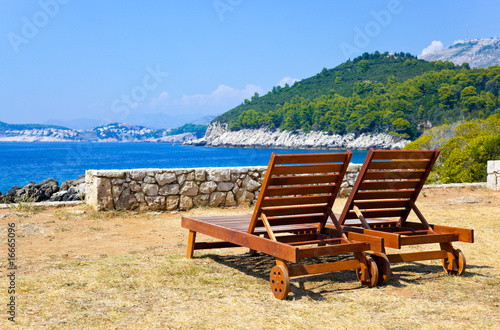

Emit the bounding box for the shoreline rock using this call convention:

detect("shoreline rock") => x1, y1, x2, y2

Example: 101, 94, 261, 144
0, 175, 86, 204
184, 122, 410, 150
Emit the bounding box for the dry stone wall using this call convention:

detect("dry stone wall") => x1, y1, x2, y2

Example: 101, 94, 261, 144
85, 164, 362, 212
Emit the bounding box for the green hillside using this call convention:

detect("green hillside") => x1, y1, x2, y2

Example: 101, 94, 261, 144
404, 113, 500, 183
215, 52, 500, 140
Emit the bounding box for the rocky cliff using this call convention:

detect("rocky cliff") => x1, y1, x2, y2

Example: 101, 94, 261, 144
185, 122, 410, 150
419, 38, 500, 68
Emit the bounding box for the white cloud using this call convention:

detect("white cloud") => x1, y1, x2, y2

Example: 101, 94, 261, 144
420, 40, 444, 57
278, 77, 299, 87
146, 84, 265, 115
148, 91, 169, 108
179, 84, 265, 107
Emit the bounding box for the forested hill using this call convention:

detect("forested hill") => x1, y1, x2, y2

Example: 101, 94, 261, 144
214, 52, 500, 140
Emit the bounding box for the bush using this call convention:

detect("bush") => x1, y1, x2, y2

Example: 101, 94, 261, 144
404, 114, 500, 183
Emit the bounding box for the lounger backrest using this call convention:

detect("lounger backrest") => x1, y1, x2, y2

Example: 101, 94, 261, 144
339, 149, 439, 226
248, 151, 352, 234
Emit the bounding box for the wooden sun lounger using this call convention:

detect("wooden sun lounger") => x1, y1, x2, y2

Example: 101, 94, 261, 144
329, 149, 474, 281
182, 152, 390, 299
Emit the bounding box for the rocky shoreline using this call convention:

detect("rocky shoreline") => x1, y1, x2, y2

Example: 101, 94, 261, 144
0, 175, 85, 204
184, 122, 410, 150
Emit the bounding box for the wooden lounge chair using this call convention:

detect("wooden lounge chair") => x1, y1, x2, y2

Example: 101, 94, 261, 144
332, 149, 474, 280
182, 152, 390, 299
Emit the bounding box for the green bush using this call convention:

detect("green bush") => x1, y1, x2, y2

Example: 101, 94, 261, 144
404, 114, 500, 183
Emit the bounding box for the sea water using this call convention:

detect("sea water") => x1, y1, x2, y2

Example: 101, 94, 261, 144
0, 142, 368, 193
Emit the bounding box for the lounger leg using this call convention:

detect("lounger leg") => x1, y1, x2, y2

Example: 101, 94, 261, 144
186, 230, 197, 259
440, 242, 457, 271
276, 258, 288, 268
440, 242, 466, 275
354, 252, 379, 287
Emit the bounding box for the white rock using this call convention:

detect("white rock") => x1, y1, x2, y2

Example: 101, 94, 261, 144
142, 183, 158, 196
156, 172, 176, 185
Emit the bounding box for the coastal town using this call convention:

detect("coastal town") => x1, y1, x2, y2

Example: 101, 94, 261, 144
0, 122, 202, 143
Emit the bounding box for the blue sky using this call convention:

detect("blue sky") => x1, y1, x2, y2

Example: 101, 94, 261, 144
1, 0, 499, 127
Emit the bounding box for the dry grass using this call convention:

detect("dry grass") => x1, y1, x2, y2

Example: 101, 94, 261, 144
0, 187, 499, 329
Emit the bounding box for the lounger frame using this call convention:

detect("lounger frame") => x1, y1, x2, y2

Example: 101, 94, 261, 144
182, 152, 389, 299
333, 149, 473, 276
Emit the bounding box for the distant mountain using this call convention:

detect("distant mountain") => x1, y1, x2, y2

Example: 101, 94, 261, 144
44, 118, 101, 130
125, 113, 209, 130
419, 38, 500, 68
44, 113, 214, 131
190, 115, 216, 125
0, 121, 69, 131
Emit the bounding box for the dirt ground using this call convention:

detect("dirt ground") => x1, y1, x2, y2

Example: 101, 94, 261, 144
0, 187, 499, 329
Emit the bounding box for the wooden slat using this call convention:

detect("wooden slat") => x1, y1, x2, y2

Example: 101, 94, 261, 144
266, 184, 335, 197
255, 214, 324, 227
346, 232, 384, 253
400, 233, 459, 246
358, 180, 420, 191
367, 160, 430, 170
371, 150, 437, 160
354, 200, 409, 209
355, 190, 414, 200
296, 242, 370, 259
254, 224, 318, 235
341, 219, 399, 227
269, 174, 339, 186
387, 250, 447, 263
272, 164, 344, 175
273, 153, 348, 164
287, 237, 342, 246
274, 233, 326, 244
363, 170, 425, 180
345, 209, 406, 219
262, 205, 326, 217
431, 224, 474, 243
288, 260, 361, 277
261, 195, 331, 207
356, 228, 402, 249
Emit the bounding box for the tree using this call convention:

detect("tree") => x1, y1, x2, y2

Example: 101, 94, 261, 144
460, 86, 479, 112
391, 118, 411, 138
357, 60, 370, 73
438, 85, 454, 109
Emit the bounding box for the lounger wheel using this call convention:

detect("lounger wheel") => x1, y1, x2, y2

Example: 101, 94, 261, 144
270, 265, 290, 299
371, 252, 391, 285
442, 248, 466, 276
356, 256, 379, 288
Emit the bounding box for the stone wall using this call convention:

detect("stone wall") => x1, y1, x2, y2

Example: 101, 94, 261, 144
85, 164, 362, 212
487, 160, 500, 191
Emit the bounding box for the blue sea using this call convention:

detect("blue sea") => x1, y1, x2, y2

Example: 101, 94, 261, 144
0, 142, 368, 193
